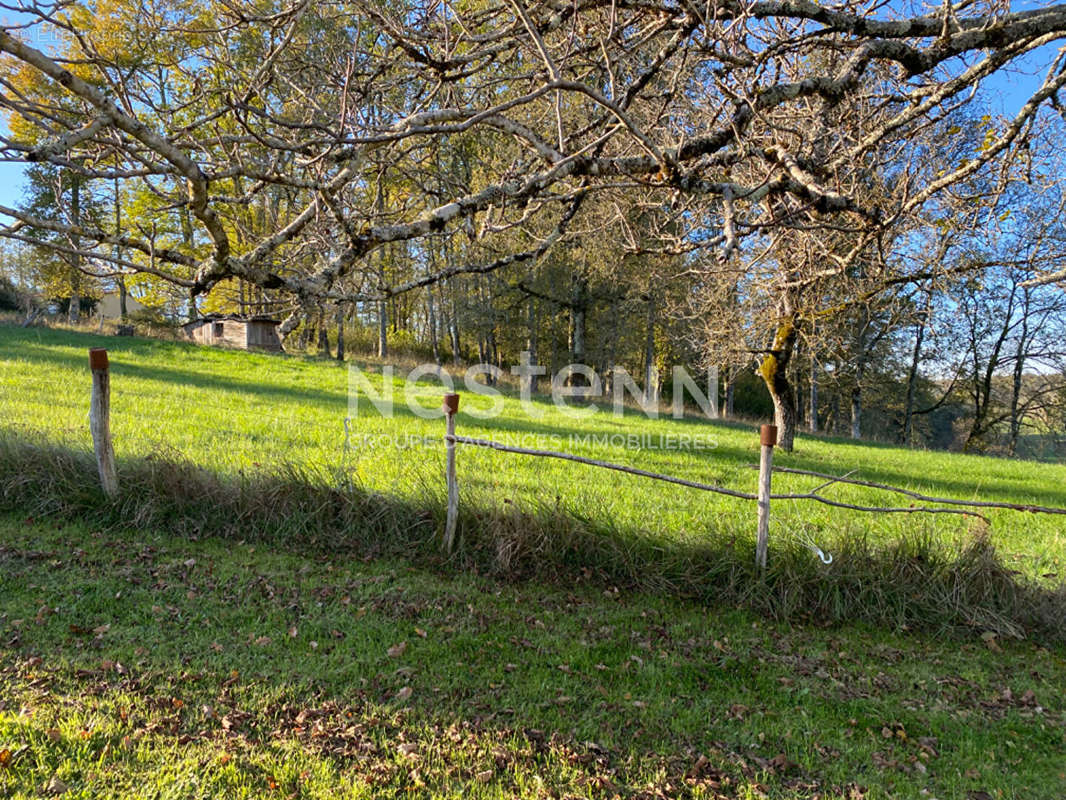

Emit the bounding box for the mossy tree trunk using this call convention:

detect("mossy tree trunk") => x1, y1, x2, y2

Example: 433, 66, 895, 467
757, 313, 798, 452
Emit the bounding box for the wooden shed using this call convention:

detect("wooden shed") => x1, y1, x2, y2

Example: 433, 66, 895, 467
183, 315, 283, 352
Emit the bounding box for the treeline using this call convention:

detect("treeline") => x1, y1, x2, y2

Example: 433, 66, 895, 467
280, 256, 1066, 459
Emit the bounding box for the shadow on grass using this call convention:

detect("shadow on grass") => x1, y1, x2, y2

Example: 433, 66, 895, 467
6, 338, 353, 412
2, 429, 1064, 644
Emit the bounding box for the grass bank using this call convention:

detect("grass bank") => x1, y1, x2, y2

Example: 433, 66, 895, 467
1, 428, 1064, 642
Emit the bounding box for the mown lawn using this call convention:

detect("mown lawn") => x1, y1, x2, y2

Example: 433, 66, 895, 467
1, 515, 1065, 799
1, 324, 1064, 580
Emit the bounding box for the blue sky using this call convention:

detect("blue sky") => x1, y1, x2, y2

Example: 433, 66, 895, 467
0, 4, 1060, 210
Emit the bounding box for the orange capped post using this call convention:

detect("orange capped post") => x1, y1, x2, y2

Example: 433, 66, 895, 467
756, 424, 777, 570
89, 347, 109, 371
760, 424, 778, 448
88, 348, 118, 497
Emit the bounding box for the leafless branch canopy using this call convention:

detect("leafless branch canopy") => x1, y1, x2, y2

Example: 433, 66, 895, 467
2, 1, 1066, 302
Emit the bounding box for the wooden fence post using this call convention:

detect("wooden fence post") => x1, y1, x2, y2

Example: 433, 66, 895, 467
88, 348, 118, 497
756, 424, 777, 571
443, 393, 460, 553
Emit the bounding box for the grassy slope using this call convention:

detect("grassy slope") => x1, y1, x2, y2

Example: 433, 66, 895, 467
1, 325, 1064, 578
2, 515, 1065, 799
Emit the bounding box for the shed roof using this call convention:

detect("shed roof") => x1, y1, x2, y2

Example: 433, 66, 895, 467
183, 314, 281, 331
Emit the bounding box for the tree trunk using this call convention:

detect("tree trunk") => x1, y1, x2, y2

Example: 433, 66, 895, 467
448, 286, 461, 365
426, 297, 440, 365
114, 176, 128, 321
964, 285, 1016, 452
1008, 300, 1030, 456
335, 304, 345, 362
118, 276, 128, 320
68, 176, 81, 324
757, 315, 798, 451
902, 306, 928, 445
564, 276, 590, 391
484, 280, 498, 382
317, 310, 329, 356
827, 393, 839, 435
181, 206, 198, 322
1008, 354, 1024, 456
642, 295, 657, 406
526, 298, 539, 394
601, 299, 621, 397
808, 357, 818, 432
298, 312, 314, 349
376, 298, 388, 359
850, 382, 862, 440
850, 310, 870, 441
725, 365, 736, 418
426, 287, 441, 367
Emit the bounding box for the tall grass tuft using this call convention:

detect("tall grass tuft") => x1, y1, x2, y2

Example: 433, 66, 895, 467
2, 430, 1063, 642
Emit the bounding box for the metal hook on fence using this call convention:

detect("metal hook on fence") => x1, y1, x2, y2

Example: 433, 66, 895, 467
795, 527, 833, 565
810, 544, 833, 565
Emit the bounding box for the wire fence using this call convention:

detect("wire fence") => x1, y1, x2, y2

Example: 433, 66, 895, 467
436, 394, 1066, 569
15, 347, 1066, 572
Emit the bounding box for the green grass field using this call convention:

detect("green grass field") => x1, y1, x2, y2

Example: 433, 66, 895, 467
2, 324, 1066, 798
2, 515, 1065, 799
1, 324, 1064, 578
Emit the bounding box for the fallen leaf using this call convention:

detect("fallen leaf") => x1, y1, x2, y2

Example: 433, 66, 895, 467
288, 627, 298, 638
398, 742, 419, 757
395, 686, 413, 702
388, 641, 408, 658
414, 627, 427, 638
475, 769, 493, 782
0, 749, 11, 768
43, 775, 69, 795
254, 636, 272, 647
